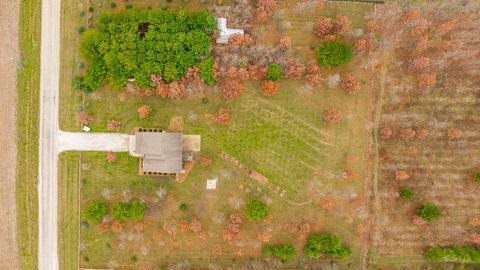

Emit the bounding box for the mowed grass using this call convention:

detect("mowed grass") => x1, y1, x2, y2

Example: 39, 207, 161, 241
58, 152, 80, 270
58, 0, 373, 268
16, 0, 41, 269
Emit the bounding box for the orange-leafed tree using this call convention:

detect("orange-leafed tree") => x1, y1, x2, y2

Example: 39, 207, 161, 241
255, 0, 277, 23
314, 16, 335, 36
214, 108, 231, 125
285, 63, 306, 79
380, 127, 394, 140
137, 104, 152, 119
261, 80, 280, 96
305, 64, 323, 87
79, 111, 92, 126
200, 154, 212, 167
229, 34, 255, 46
400, 128, 416, 140
334, 15, 352, 33
341, 73, 361, 95
277, 36, 292, 50
106, 119, 121, 132
448, 128, 463, 139
324, 108, 342, 124
354, 38, 374, 53
222, 79, 245, 99
416, 72, 437, 88
167, 81, 187, 100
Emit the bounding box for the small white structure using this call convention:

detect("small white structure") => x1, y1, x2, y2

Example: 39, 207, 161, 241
206, 178, 218, 190
82, 126, 91, 132
216, 18, 244, 44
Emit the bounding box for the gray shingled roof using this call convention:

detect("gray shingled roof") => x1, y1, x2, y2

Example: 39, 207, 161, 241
135, 132, 183, 173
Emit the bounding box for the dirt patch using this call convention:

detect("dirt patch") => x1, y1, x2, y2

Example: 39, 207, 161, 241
0, 0, 20, 269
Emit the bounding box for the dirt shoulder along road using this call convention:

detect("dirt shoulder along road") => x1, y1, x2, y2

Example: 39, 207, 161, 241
0, 0, 21, 269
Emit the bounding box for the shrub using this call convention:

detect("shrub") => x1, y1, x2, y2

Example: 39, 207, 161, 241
179, 203, 188, 211
261, 80, 280, 96
316, 40, 353, 67
266, 63, 283, 81
425, 246, 480, 263
112, 200, 146, 221
263, 244, 296, 261
475, 172, 480, 184
399, 187, 415, 200
304, 233, 352, 259
416, 203, 441, 222
78, 26, 86, 33
83, 200, 108, 222
245, 198, 268, 221
80, 9, 216, 89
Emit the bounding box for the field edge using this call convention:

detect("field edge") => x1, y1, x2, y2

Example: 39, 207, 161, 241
16, 0, 42, 269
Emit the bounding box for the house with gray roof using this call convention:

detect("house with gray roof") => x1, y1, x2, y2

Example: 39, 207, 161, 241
129, 128, 200, 175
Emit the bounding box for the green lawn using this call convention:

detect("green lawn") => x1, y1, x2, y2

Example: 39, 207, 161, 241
16, 0, 41, 269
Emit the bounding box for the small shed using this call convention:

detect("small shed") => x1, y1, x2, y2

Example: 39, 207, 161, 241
216, 18, 244, 44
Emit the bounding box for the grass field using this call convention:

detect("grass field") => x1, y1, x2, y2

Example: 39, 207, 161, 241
16, 0, 42, 269
58, 0, 373, 268
58, 152, 80, 270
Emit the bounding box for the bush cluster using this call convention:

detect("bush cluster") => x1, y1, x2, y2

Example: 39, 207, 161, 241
72, 76, 93, 93
79, 9, 216, 89
263, 244, 296, 261
399, 187, 415, 200
316, 40, 353, 67
266, 63, 283, 81
304, 233, 352, 259
112, 200, 146, 221
475, 172, 480, 184
426, 246, 480, 263
416, 203, 441, 222
245, 198, 268, 221
83, 200, 108, 221
198, 56, 215, 85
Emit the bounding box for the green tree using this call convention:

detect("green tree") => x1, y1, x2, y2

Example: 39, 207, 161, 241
198, 57, 215, 85
304, 233, 352, 259
245, 198, 268, 221
316, 40, 353, 67
399, 187, 415, 200
475, 172, 480, 183
416, 203, 441, 222
83, 200, 108, 222
72, 76, 93, 93
79, 9, 216, 89
263, 244, 296, 261
426, 246, 480, 263
112, 200, 146, 221
266, 63, 283, 81
84, 58, 107, 89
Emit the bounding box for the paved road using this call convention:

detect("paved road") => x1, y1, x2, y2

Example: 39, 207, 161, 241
38, 1, 130, 269
38, 0, 60, 268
